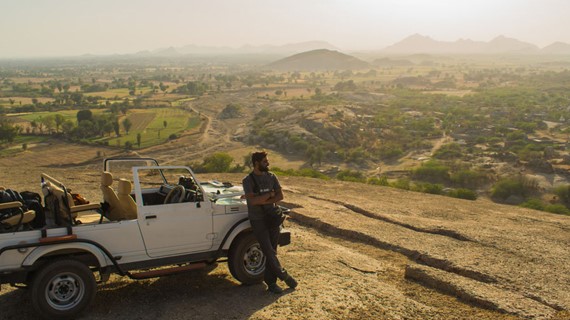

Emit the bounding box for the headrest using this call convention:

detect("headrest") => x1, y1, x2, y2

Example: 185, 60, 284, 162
101, 172, 113, 187
118, 179, 132, 195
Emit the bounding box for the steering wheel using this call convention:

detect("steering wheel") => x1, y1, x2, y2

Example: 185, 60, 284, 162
164, 185, 186, 204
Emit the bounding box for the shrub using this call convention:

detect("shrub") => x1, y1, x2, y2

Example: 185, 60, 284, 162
417, 183, 444, 195
519, 198, 545, 210
451, 169, 487, 189
391, 178, 410, 190
412, 160, 450, 183
368, 176, 389, 186
544, 204, 570, 215
553, 185, 570, 205
336, 170, 366, 183
491, 175, 538, 201
447, 188, 478, 200
202, 152, 234, 173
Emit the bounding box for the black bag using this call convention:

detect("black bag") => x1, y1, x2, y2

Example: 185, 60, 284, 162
248, 173, 285, 227
21, 191, 46, 228
0, 189, 46, 228
266, 205, 286, 227
0, 189, 22, 221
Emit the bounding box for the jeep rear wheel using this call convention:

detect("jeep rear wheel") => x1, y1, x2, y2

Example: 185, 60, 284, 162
228, 232, 265, 284
31, 259, 96, 319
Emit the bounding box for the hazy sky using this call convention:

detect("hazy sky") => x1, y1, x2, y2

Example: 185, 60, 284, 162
1, 0, 569, 58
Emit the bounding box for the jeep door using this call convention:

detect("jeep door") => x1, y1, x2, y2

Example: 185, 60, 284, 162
133, 166, 214, 258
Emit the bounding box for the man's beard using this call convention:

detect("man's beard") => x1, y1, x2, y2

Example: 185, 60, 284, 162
259, 165, 269, 172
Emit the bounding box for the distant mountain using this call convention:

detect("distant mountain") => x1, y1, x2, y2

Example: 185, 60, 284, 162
266, 49, 370, 71
383, 34, 540, 54
372, 57, 415, 67
150, 41, 339, 56
542, 42, 570, 54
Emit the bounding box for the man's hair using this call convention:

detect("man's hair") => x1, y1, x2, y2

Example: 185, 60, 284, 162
251, 151, 268, 165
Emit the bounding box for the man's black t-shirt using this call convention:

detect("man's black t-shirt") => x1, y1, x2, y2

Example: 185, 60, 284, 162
242, 172, 281, 220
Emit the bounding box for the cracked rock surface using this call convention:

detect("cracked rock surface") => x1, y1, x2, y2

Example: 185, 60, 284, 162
2, 168, 570, 319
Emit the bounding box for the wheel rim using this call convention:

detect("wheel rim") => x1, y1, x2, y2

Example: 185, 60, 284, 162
243, 243, 265, 276
45, 272, 85, 311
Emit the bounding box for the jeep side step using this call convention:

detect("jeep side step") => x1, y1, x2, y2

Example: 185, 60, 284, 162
128, 262, 207, 280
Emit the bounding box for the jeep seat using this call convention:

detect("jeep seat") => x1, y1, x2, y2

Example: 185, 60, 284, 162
0, 201, 36, 227
101, 172, 137, 221
117, 179, 137, 220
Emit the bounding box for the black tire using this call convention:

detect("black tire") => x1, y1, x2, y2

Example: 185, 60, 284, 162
30, 259, 96, 320
228, 232, 265, 285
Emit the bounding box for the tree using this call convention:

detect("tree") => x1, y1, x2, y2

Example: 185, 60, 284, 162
202, 152, 234, 172
113, 120, 120, 136
136, 133, 142, 148
40, 115, 56, 134
77, 109, 93, 123
54, 114, 65, 133
122, 118, 132, 135
163, 120, 167, 129
61, 120, 75, 136
0, 118, 18, 143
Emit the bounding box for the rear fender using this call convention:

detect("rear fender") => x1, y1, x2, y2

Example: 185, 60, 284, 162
22, 243, 110, 268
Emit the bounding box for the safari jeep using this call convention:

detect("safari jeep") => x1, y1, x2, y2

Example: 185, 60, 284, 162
0, 157, 290, 319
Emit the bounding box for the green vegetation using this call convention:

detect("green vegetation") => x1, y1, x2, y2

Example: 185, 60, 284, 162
3, 55, 570, 214
491, 176, 539, 203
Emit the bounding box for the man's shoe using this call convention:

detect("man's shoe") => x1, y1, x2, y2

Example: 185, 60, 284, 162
267, 283, 284, 294
284, 275, 298, 289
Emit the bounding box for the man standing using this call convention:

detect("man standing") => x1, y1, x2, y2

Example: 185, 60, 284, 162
242, 151, 298, 293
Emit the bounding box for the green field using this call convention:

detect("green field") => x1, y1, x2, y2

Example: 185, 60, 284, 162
12, 109, 106, 123
103, 108, 200, 148
3, 107, 201, 150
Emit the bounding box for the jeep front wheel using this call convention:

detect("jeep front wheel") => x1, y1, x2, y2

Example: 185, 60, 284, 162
228, 232, 265, 284
31, 259, 96, 319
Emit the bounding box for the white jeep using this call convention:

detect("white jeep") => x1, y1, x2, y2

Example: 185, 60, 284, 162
0, 157, 290, 319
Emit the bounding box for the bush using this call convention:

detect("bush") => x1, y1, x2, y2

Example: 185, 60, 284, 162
519, 198, 545, 210
544, 204, 570, 215
336, 170, 366, 183
491, 175, 538, 201
451, 170, 487, 189
368, 176, 389, 186
553, 185, 570, 205
202, 152, 234, 173
391, 178, 410, 190
417, 183, 444, 195
297, 168, 329, 179
412, 160, 450, 183
447, 188, 478, 200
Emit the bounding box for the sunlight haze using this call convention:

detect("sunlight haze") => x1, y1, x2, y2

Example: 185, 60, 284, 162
1, 0, 569, 58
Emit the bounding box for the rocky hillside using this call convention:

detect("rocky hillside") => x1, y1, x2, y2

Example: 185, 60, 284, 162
2, 164, 570, 319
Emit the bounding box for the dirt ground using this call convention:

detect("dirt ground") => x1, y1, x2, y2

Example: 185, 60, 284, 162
1, 167, 570, 319
2, 93, 570, 319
